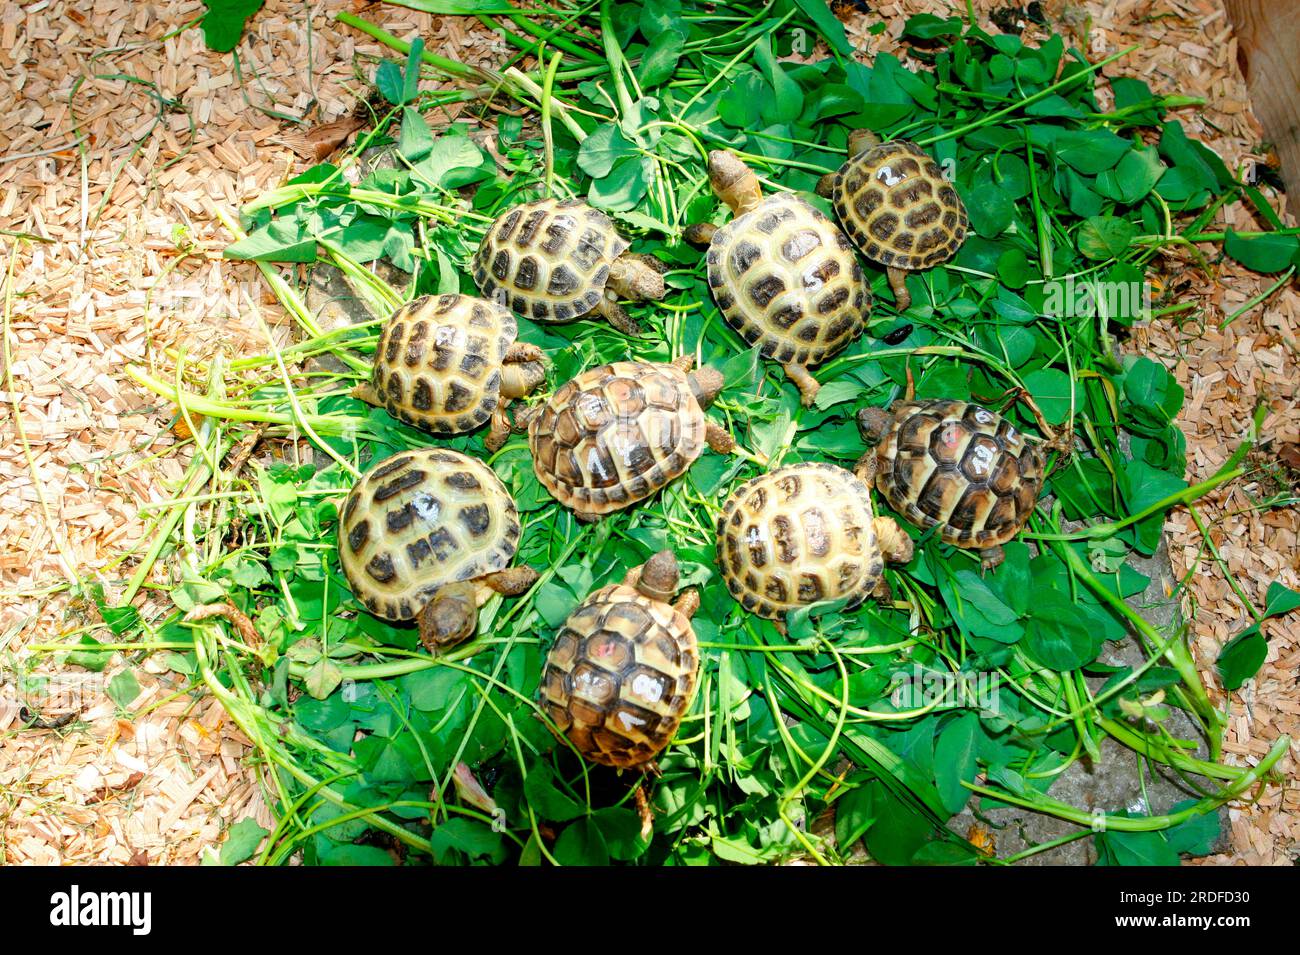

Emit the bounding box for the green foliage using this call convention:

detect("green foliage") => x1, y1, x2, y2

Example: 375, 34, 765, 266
124, 3, 1296, 868
200, 0, 264, 53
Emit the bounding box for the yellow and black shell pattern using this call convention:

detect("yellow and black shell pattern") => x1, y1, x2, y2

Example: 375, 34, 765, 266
540, 581, 699, 768
716, 462, 885, 620
705, 194, 870, 368
874, 399, 1044, 549
830, 139, 968, 269
338, 449, 522, 622
472, 198, 629, 323
366, 294, 517, 435
527, 361, 705, 517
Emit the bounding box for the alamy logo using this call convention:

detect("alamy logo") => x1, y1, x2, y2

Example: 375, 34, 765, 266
49, 885, 152, 936
1042, 275, 1152, 323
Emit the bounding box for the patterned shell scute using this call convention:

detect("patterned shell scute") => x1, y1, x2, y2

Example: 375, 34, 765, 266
832, 140, 968, 269
368, 294, 516, 434
706, 194, 870, 368
528, 361, 706, 515
716, 462, 884, 620
876, 399, 1044, 549
472, 198, 629, 323
338, 449, 521, 622
541, 583, 699, 768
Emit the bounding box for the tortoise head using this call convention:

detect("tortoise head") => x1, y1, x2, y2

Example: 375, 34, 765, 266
706, 150, 763, 216
608, 252, 666, 301
635, 550, 680, 603
417, 581, 479, 653
856, 405, 894, 445
847, 128, 881, 157
687, 365, 725, 410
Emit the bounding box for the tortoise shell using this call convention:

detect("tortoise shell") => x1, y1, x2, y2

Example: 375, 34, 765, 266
528, 361, 705, 517
540, 581, 699, 768
830, 140, 968, 270
338, 448, 522, 622
472, 198, 628, 323
705, 194, 870, 368
874, 399, 1044, 549
366, 294, 516, 435
716, 462, 885, 620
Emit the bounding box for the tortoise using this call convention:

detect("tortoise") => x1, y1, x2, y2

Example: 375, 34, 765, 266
338, 448, 539, 653
472, 197, 666, 336
816, 131, 968, 312
855, 380, 1053, 570
540, 549, 700, 769
352, 294, 545, 452
684, 151, 871, 407
717, 461, 913, 621
519, 356, 736, 521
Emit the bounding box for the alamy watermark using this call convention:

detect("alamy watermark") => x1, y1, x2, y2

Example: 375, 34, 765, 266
889, 668, 1000, 710
1042, 275, 1153, 324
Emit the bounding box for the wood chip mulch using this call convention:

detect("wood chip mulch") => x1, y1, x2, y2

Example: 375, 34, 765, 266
0, 0, 1294, 865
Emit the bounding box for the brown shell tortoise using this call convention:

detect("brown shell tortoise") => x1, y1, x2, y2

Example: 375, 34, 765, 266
540, 549, 700, 770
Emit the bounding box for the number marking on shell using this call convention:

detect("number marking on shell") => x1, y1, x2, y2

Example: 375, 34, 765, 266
706, 194, 870, 367
338, 449, 521, 621
472, 198, 629, 323
832, 140, 968, 270
368, 294, 515, 434
875, 400, 1044, 548
716, 463, 885, 619
528, 361, 705, 515
541, 583, 699, 768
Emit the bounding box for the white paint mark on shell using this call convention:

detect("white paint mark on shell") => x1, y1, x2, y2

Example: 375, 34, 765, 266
876, 165, 905, 187
631, 672, 664, 703
434, 324, 467, 348
968, 443, 995, 478
412, 492, 441, 523
618, 710, 647, 730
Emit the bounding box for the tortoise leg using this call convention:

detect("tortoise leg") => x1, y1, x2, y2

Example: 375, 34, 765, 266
484, 401, 512, 453
704, 420, 736, 454
351, 381, 381, 407
872, 516, 914, 566
634, 781, 655, 840
670, 353, 696, 374
417, 580, 480, 653
814, 172, 837, 198
1014, 387, 1073, 462
782, 362, 821, 408
886, 266, 912, 311
593, 293, 643, 336
574, 510, 603, 523
871, 575, 894, 604
853, 450, 878, 486
683, 223, 717, 246
672, 588, 700, 620
511, 402, 541, 433
979, 545, 1005, 575
482, 566, 540, 596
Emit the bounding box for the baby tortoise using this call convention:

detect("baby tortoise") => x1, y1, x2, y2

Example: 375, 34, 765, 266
686, 151, 871, 407
473, 197, 665, 335
352, 294, 545, 451
540, 549, 700, 770
338, 448, 538, 653
817, 131, 968, 311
